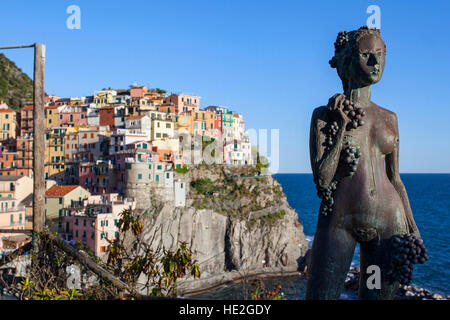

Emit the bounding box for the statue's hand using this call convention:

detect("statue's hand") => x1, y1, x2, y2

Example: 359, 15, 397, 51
327, 94, 350, 125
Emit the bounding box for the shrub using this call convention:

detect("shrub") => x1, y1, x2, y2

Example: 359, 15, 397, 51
174, 166, 189, 174
190, 178, 217, 196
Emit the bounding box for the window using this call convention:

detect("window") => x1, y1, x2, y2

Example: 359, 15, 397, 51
157, 165, 162, 170
59, 198, 62, 204
138, 173, 142, 180
10, 214, 13, 225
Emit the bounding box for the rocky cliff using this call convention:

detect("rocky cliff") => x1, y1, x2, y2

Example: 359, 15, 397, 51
128, 164, 309, 295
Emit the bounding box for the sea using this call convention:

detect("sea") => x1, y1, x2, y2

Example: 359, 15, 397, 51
192, 173, 450, 300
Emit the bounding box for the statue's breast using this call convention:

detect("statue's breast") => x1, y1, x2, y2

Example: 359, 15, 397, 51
371, 111, 397, 155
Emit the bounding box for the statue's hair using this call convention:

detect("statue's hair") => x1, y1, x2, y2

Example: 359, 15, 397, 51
329, 26, 386, 92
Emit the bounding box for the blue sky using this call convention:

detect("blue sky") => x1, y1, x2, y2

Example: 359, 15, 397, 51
1, 0, 449, 173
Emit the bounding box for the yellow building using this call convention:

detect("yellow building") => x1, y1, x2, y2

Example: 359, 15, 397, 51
175, 113, 193, 136
45, 105, 60, 129
151, 118, 174, 140
45, 127, 67, 183
45, 185, 91, 232
94, 90, 117, 106
0, 106, 17, 141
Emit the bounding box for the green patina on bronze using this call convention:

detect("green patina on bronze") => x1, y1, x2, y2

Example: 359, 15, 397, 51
306, 26, 426, 300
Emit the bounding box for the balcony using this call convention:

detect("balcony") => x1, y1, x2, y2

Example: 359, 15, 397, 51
125, 157, 154, 164
0, 206, 25, 213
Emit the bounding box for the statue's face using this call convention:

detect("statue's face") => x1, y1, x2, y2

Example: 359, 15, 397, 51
352, 34, 386, 85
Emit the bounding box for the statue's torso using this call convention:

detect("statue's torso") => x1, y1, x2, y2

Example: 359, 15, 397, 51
330, 103, 408, 237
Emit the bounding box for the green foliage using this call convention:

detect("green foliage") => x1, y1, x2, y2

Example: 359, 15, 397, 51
256, 152, 269, 173
190, 178, 217, 196
261, 210, 286, 225
0, 53, 34, 111
273, 185, 283, 198
20, 278, 82, 300
107, 209, 200, 297
247, 279, 286, 300
174, 166, 189, 174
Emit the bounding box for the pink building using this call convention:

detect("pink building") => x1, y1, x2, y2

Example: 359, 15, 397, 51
45, 95, 61, 105
58, 105, 88, 127
164, 94, 200, 114
0, 176, 32, 254
63, 194, 135, 256
129, 85, 148, 98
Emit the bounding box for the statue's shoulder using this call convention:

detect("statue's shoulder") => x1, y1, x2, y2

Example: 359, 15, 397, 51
311, 105, 329, 122
372, 102, 398, 124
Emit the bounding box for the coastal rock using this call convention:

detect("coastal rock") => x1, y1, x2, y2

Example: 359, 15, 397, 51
127, 164, 309, 295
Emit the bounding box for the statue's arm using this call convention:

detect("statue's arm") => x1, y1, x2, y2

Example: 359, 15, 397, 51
385, 115, 420, 236
309, 102, 348, 190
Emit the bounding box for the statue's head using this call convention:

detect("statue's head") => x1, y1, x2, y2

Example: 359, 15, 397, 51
329, 26, 386, 91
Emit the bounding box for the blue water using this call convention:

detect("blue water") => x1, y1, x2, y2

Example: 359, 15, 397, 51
275, 173, 450, 296
192, 173, 449, 300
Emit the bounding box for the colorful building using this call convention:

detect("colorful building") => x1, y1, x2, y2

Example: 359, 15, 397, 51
45, 127, 67, 183
63, 193, 135, 256
0, 105, 18, 141
45, 105, 61, 129
45, 185, 91, 232
164, 94, 200, 114
58, 105, 88, 127
20, 105, 34, 136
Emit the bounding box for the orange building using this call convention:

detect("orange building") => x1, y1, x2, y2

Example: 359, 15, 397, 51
192, 110, 216, 138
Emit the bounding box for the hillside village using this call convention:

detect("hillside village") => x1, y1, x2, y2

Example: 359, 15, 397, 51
0, 84, 256, 257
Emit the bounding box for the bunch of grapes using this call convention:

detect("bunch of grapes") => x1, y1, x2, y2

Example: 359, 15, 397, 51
316, 180, 338, 216
390, 234, 429, 285
343, 99, 366, 130
334, 31, 348, 52
340, 143, 361, 176
324, 121, 340, 149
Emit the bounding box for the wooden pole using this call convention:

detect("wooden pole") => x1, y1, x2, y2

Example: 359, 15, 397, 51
32, 43, 46, 233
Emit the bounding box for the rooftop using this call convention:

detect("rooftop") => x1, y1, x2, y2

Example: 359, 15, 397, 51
0, 176, 25, 182
45, 185, 80, 197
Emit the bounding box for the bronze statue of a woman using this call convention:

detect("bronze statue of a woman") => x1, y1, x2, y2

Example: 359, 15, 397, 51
306, 26, 428, 300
